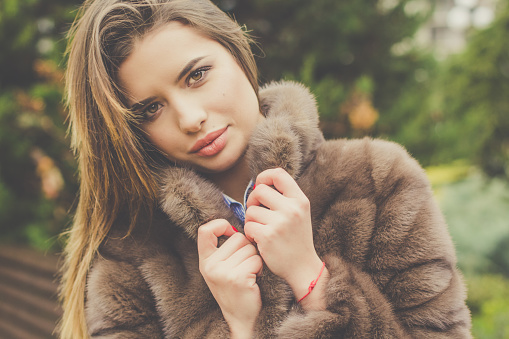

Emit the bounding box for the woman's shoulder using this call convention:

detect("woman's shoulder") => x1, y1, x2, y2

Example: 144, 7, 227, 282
322, 137, 424, 170
92, 210, 182, 265
86, 237, 164, 336
315, 137, 430, 192
86, 212, 190, 299
320, 136, 412, 160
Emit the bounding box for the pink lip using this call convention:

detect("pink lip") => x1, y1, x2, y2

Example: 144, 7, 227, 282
190, 126, 228, 156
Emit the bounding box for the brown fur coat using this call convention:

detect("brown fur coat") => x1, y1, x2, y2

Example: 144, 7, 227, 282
85, 81, 471, 338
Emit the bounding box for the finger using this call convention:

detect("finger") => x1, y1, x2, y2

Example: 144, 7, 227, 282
246, 183, 286, 210
255, 167, 303, 199
243, 221, 267, 245
212, 232, 252, 261
244, 205, 275, 225
227, 242, 259, 268
197, 219, 236, 259
236, 254, 263, 280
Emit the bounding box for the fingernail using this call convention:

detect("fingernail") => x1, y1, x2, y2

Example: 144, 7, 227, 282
231, 225, 238, 232
253, 183, 256, 189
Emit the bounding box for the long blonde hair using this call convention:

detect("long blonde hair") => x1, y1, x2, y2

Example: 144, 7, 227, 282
59, 1, 258, 337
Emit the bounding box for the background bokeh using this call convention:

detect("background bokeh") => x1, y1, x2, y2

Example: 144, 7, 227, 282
0, 0, 508, 337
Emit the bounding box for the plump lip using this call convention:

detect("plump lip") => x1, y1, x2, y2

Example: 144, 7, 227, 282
190, 126, 228, 153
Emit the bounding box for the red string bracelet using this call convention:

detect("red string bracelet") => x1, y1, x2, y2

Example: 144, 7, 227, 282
297, 262, 326, 303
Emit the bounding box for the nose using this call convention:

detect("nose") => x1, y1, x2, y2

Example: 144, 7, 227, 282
173, 96, 207, 133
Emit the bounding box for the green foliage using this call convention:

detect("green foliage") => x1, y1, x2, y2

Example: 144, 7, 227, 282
0, 0, 81, 250
0, 0, 80, 88
428, 165, 509, 338
425, 160, 471, 187
0, 92, 36, 233
490, 234, 509, 278
0, 0, 38, 87
434, 170, 509, 276
466, 274, 509, 339
215, 0, 435, 138
376, 53, 439, 162
405, 2, 509, 176
0, 85, 76, 250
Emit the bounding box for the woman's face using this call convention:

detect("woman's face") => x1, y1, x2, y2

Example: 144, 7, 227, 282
118, 22, 262, 173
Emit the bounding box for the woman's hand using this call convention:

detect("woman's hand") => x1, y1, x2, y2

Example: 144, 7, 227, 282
198, 219, 263, 338
244, 168, 326, 307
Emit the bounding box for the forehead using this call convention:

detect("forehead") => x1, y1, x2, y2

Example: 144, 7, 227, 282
118, 22, 223, 102
133, 21, 213, 53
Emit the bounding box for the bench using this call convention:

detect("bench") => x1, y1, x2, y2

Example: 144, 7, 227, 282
0, 245, 62, 339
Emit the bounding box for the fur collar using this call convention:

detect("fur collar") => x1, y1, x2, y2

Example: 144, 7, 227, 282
159, 81, 324, 239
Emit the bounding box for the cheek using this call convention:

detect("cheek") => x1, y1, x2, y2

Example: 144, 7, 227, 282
142, 124, 181, 155
214, 62, 257, 109
226, 74, 259, 120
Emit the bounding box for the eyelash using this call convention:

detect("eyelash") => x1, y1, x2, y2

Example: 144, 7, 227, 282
141, 102, 163, 121
186, 66, 211, 87
137, 65, 212, 122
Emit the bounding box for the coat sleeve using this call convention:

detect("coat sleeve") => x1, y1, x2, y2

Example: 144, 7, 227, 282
277, 139, 472, 338
85, 256, 165, 338
86, 249, 232, 339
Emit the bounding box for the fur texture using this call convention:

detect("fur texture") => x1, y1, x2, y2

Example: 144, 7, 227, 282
85, 81, 471, 338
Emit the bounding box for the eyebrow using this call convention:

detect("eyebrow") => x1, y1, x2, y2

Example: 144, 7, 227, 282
129, 56, 208, 110
177, 56, 207, 82
130, 96, 157, 111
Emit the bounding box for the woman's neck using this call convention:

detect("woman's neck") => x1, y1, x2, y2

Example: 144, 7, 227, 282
204, 156, 251, 203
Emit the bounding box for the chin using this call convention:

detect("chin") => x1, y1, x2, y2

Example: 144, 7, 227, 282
196, 148, 246, 174
200, 158, 238, 173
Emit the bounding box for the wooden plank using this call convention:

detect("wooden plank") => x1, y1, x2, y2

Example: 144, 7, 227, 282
0, 302, 57, 338
0, 283, 61, 319
0, 246, 59, 275
0, 321, 46, 339
0, 264, 58, 295
0, 245, 61, 338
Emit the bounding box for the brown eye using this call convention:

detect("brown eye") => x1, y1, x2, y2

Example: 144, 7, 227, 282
186, 66, 211, 86
146, 103, 159, 114
190, 70, 203, 82
141, 102, 162, 121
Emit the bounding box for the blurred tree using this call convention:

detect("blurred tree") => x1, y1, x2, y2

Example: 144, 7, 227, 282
0, 0, 39, 88
0, 0, 81, 249
412, 2, 509, 176
214, 0, 436, 139
490, 234, 509, 277
467, 274, 509, 338
0, 0, 80, 89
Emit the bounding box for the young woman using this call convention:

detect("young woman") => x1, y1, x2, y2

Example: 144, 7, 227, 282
59, 0, 472, 338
